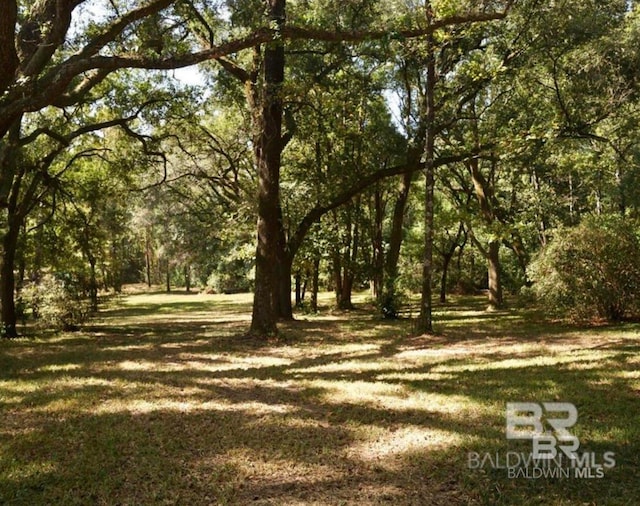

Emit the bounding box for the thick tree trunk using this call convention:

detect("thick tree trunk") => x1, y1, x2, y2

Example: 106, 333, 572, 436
339, 272, 354, 309
0, 218, 21, 337
487, 240, 502, 308
249, 0, 285, 337
0, 120, 21, 337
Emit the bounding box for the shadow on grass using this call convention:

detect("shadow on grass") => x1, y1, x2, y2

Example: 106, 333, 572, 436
1, 293, 639, 505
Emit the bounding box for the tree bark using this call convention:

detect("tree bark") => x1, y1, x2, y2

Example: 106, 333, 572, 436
294, 270, 302, 307
487, 240, 502, 308
332, 251, 342, 307
0, 217, 20, 337
145, 228, 152, 287
418, 1, 437, 333
337, 203, 358, 310
249, 0, 286, 337
184, 264, 191, 292
274, 252, 293, 319
371, 187, 384, 299
88, 256, 98, 312
0, 119, 22, 337
165, 259, 171, 293
310, 257, 320, 312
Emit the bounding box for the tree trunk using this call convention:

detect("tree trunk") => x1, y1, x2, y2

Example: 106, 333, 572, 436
440, 252, 452, 304
386, 171, 412, 281
165, 259, 171, 293
0, 120, 21, 337
310, 257, 320, 312
184, 265, 191, 292
418, 2, 436, 334
145, 229, 152, 287
339, 272, 354, 309
301, 276, 307, 303
0, 218, 20, 337
249, 0, 285, 337
371, 187, 384, 299
438, 223, 465, 304
88, 256, 98, 312
487, 240, 502, 308
338, 203, 359, 310
294, 270, 302, 308
333, 252, 342, 306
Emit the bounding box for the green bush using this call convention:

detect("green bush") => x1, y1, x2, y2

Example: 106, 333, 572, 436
206, 246, 255, 294
21, 274, 92, 331
528, 217, 640, 321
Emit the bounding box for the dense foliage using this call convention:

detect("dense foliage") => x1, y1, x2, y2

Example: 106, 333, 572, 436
529, 218, 640, 321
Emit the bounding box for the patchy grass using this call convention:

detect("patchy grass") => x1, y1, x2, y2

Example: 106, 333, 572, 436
1, 291, 639, 505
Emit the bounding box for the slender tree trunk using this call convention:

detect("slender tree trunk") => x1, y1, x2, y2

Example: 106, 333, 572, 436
338, 204, 359, 310
184, 265, 191, 292
386, 171, 412, 282
166, 259, 171, 293
310, 257, 320, 312
333, 252, 342, 307
301, 276, 307, 303
487, 240, 502, 308
145, 230, 152, 287
438, 223, 465, 303
88, 256, 98, 312
418, 2, 437, 333
440, 249, 457, 304
249, 0, 286, 337
371, 187, 384, 299
294, 271, 302, 307
16, 222, 26, 293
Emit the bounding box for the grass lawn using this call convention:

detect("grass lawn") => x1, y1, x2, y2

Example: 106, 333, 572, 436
1, 290, 639, 505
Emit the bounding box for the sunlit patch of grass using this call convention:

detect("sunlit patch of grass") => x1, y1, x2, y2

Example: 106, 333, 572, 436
1, 291, 639, 505
347, 425, 465, 469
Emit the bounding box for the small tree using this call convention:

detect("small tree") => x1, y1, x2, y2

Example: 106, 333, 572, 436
22, 274, 92, 332
528, 217, 640, 321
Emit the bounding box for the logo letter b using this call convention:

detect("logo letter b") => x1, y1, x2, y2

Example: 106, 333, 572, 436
506, 402, 543, 439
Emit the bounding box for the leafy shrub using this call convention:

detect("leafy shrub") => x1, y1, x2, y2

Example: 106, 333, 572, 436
206, 245, 255, 294
528, 217, 640, 321
21, 273, 92, 331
